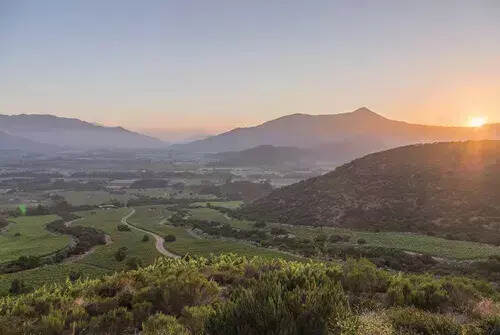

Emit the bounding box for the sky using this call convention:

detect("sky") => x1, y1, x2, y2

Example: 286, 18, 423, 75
1, 0, 499, 136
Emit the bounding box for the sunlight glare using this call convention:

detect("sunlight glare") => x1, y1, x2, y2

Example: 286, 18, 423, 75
468, 116, 487, 127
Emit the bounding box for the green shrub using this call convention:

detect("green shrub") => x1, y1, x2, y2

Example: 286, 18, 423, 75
388, 307, 460, 335
115, 247, 128, 262
117, 224, 131, 232
142, 313, 189, 335
206, 276, 352, 335
180, 305, 215, 335
342, 258, 389, 294
142, 234, 150, 242
126, 256, 143, 270
164, 234, 176, 242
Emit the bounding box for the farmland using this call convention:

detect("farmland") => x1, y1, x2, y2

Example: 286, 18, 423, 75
0, 215, 70, 263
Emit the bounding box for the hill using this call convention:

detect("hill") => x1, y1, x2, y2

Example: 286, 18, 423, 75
0, 114, 164, 149
240, 141, 500, 244
1, 254, 498, 334
172, 108, 500, 158
0, 130, 58, 153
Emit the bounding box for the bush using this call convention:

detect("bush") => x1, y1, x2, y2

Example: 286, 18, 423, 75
254, 221, 266, 228
206, 276, 353, 335
68, 270, 82, 282
142, 234, 150, 242
117, 224, 131, 232
126, 256, 143, 270
388, 307, 461, 335
342, 258, 389, 294
115, 247, 128, 262
9, 279, 28, 295
164, 234, 176, 242
357, 238, 367, 245
142, 313, 189, 335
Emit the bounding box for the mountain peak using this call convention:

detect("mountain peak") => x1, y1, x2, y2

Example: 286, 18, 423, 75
350, 107, 384, 118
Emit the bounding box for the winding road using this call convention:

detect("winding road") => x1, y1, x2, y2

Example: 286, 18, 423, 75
121, 208, 180, 259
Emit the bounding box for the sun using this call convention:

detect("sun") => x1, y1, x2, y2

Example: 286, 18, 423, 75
468, 116, 487, 128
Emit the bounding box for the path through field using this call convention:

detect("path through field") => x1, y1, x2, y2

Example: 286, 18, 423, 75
121, 208, 180, 259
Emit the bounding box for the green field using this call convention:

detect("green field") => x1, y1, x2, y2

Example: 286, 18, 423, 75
0, 215, 71, 263
190, 200, 244, 209
129, 206, 296, 260
74, 208, 161, 270
188, 207, 254, 230
0, 208, 162, 295
286, 225, 500, 260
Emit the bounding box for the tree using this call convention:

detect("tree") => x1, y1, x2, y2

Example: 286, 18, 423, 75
9, 279, 27, 295
142, 234, 150, 242
164, 234, 176, 242
115, 247, 128, 262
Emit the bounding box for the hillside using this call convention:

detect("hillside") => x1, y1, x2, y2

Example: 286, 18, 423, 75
0, 114, 164, 149
0, 130, 57, 153
172, 107, 500, 155
240, 141, 500, 244
1, 254, 498, 334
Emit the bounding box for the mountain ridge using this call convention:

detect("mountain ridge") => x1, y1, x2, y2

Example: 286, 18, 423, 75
0, 114, 164, 150
172, 108, 500, 155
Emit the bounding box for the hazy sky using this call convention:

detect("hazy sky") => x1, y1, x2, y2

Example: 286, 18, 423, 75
1, 0, 499, 134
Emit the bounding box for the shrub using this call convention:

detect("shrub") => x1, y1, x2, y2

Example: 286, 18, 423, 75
142, 234, 150, 242
142, 313, 189, 335
342, 258, 389, 294
126, 256, 143, 270
115, 247, 128, 262
9, 279, 28, 295
88, 307, 134, 334
117, 224, 131, 232
68, 270, 82, 282
206, 276, 353, 335
164, 234, 176, 242
388, 307, 460, 335
180, 305, 215, 335
357, 238, 367, 245
254, 221, 266, 228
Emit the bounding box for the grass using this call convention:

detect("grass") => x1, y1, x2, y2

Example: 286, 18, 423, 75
73, 208, 161, 270
190, 201, 244, 209
129, 205, 296, 260
285, 225, 500, 260
0, 215, 71, 263
0, 208, 162, 296
188, 207, 254, 230
0, 263, 109, 296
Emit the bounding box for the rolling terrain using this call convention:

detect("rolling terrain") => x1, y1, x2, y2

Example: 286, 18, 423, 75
240, 140, 500, 244
0, 114, 164, 150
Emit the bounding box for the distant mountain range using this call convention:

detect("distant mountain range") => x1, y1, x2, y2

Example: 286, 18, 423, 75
208, 145, 315, 167
239, 140, 500, 245
0, 114, 164, 152
173, 108, 500, 164
0, 130, 58, 153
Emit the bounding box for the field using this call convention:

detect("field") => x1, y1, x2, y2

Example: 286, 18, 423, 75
0, 215, 70, 263
73, 208, 161, 270
190, 200, 244, 209
58, 188, 217, 206
129, 205, 296, 259
188, 207, 254, 230
285, 225, 500, 260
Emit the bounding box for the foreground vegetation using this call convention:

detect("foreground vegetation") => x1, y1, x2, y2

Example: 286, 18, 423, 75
0, 254, 499, 334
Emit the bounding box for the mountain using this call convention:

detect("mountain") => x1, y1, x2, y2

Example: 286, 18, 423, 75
239, 140, 500, 245
172, 108, 500, 157
0, 130, 58, 153
0, 114, 165, 149
208, 145, 315, 167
